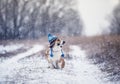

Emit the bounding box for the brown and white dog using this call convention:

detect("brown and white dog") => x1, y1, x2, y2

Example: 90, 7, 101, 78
45, 38, 65, 69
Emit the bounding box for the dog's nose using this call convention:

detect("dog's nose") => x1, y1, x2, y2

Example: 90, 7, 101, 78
60, 45, 62, 48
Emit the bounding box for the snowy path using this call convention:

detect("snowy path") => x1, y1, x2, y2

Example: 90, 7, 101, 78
0, 44, 24, 54
67, 46, 104, 84
0, 44, 44, 82
1, 44, 44, 64
0, 45, 112, 84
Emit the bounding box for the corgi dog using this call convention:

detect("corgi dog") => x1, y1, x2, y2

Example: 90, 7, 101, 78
45, 34, 65, 69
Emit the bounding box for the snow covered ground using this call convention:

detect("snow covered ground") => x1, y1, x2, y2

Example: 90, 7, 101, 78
0, 44, 24, 54
0, 44, 117, 84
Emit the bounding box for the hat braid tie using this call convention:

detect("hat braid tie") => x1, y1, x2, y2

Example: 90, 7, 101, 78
50, 48, 53, 57
61, 49, 64, 57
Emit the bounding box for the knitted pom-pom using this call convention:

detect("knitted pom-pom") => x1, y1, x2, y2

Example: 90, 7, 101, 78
61, 53, 64, 57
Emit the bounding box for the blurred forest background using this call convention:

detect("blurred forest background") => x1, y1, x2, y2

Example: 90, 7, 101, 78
0, 0, 120, 40
0, 0, 83, 39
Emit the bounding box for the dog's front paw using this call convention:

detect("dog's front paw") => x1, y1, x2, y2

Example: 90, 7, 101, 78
47, 66, 50, 68
48, 63, 55, 69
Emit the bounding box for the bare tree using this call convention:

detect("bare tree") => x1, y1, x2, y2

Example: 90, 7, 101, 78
110, 2, 120, 35
0, 0, 8, 39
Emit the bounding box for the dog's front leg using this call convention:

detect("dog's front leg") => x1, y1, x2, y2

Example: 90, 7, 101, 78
52, 61, 58, 69
58, 57, 65, 69
47, 58, 55, 69
49, 60, 59, 69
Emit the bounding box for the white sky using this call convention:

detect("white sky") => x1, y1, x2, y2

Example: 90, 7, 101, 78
77, 0, 119, 36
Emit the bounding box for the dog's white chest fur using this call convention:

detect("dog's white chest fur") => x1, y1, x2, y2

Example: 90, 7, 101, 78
50, 46, 61, 61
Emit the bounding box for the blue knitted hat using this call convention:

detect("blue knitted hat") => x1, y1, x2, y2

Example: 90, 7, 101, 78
48, 34, 57, 43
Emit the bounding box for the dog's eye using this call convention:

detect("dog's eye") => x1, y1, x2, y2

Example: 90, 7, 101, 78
63, 41, 65, 44
57, 43, 60, 46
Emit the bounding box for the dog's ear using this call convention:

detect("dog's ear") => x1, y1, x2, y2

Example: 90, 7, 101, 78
57, 39, 60, 42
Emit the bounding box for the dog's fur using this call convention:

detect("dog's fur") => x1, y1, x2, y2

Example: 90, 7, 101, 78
45, 38, 65, 69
